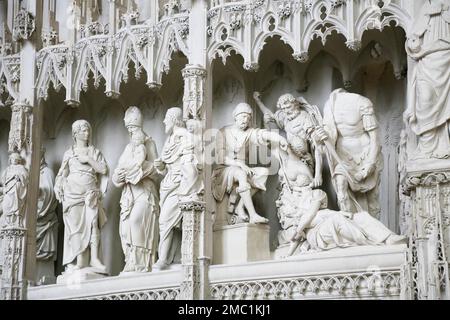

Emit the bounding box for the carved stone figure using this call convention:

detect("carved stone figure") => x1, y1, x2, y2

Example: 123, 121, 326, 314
212, 103, 287, 225
112, 107, 160, 273
254, 92, 323, 189
153, 108, 204, 271
178, 119, 204, 202
269, 138, 404, 255
54, 120, 108, 274
283, 184, 406, 256
405, 0, 450, 160
1, 152, 28, 227
36, 149, 58, 261
321, 89, 383, 218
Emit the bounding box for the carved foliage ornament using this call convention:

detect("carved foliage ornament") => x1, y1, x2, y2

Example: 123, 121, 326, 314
13, 10, 36, 41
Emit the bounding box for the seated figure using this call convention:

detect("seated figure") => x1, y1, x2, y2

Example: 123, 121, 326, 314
212, 103, 287, 225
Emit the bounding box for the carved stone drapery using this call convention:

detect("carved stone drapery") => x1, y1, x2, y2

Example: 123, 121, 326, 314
182, 65, 207, 120
8, 103, 32, 153
402, 171, 450, 300
179, 201, 209, 300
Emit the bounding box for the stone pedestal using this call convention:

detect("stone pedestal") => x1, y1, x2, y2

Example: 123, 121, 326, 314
56, 268, 107, 286
213, 223, 270, 265
273, 243, 303, 260
35, 260, 56, 285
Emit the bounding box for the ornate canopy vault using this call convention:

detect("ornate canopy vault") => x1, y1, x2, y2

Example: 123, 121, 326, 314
0, 0, 449, 301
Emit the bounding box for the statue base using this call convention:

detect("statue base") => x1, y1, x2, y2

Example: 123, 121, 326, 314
407, 158, 450, 174
273, 243, 305, 259
56, 267, 107, 285
35, 260, 57, 286
213, 223, 270, 265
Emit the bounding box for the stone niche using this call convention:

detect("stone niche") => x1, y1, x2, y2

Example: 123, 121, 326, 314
211, 29, 407, 262
41, 54, 187, 278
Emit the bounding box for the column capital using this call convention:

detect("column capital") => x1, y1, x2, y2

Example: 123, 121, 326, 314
179, 200, 206, 212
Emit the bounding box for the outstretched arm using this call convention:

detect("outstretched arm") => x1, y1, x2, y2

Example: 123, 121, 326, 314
253, 92, 276, 128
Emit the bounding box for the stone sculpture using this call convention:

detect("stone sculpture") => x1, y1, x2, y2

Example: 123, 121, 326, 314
212, 102, 288, 225
54, 120, 108, 275
153, 107, 204, 271
35, 148, 58, 284
283, 183, 407, 256
321, 89, 383, 218
405, 0, 450, 160
267, 141, 405, 256
1, 152, 28, 227
254, 92, 323, 190
113, 107, 160, 273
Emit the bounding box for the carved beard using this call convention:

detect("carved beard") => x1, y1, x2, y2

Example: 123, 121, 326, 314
286, 109, 300, 121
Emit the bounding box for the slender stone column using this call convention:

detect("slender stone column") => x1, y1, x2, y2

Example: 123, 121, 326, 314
0, 102, 31, 300
179, 0, 211, 298
179, 201, 207, 300
401, 171, 450, 300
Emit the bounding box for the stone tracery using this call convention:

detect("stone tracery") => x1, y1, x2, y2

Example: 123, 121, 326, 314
0, 0, 448, 301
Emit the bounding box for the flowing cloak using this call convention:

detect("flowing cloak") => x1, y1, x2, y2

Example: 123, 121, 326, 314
113, 135, 160, 267
1, 164, 28, 219
55, 146, 108, 266
212, 126, 270, 202
36, 164, 58, 261
158, 129, 190, 264
323, 89, 382, 194
405, 0, 450, 156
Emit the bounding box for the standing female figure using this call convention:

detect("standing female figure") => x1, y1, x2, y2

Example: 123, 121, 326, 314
55, 120, 108, 273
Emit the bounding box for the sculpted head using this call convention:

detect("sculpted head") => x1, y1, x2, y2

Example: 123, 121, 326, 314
124, 106, 143, 134
72, 120, 91, 145
9, 152, 23, 165
233, 103, 253, 131
277, 94, 301, 121
163, 107, 184, 134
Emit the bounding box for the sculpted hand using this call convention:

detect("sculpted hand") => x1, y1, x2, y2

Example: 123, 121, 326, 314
354, 163, 375, 182
253, 91, 262, 101
292, 230, 306, 242
312, 126, 328, 144
309, 176, 322, 188
115, 168, 126, 183
239, 163, 254, 176
278, 136, 288, 152
154, 158, 165, 171
264, 113, 274, 124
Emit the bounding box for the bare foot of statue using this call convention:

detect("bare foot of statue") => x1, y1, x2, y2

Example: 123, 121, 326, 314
249, 213, 269, 224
